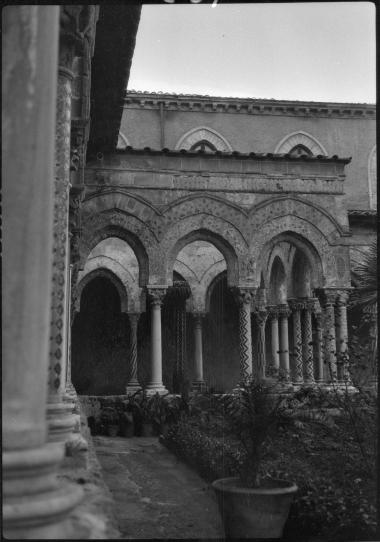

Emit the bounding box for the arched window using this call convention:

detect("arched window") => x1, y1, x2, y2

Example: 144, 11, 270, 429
275, 131, 327, 156
289, 144, 313, 157
190, 139, 217, 153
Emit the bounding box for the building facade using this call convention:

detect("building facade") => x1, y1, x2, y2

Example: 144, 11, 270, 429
72, 91, 377, 396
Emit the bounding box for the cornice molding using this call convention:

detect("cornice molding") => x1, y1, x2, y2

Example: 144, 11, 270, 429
123, 90, 376, 119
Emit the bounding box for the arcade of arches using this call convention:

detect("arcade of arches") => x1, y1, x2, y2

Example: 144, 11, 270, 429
72, 181, 353, 395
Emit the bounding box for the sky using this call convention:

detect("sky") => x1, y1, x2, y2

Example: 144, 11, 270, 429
128, 2, 376, 103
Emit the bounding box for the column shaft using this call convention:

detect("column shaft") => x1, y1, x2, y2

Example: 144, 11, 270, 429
255, 311, 267, 380
236, 290, 255, 383
146, 289, 168, 394
3, 7, 83, 538
126, 313, 141, 393
303, 304, 315, 383
193, 314, 206, 389
336, 291, 350, 382
290, 301, 303, 385
315, 313, 325, 383
279, 306, 290, 380
323, 291, 338, 382
270, 314, 280, 375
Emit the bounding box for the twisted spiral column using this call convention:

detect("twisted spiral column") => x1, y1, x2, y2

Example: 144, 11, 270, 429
303, 300, 315, 384
235, 289, 255, 383
289, 299, 304, 385
255, 309, 268, 380
126, 313, 141, 394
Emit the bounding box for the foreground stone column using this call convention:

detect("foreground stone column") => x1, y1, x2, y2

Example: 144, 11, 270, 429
64, 264, 77, 402
255, 309, 267, 379
302, 300, 315, 384
146, 288, 168, 394
46, 23, 79, 443
126, 313, 142, 394
278, 305, 291, 381
192, 313, 207, 390
268, 306, 280, 377
235, 288, 255, 383
3, 7, 82, 538
323, 290, 338, 382
336, 290, 350, 382
289, 299, 304, 385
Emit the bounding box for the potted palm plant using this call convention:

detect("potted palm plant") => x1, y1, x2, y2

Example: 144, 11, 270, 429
212, 378, 333, 539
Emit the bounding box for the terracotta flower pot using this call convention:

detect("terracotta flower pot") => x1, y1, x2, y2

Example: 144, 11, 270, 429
212, 477, 297, 539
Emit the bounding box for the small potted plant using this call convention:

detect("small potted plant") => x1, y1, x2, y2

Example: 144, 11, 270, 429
101, 406, 120, 437
212, 378, 333, 539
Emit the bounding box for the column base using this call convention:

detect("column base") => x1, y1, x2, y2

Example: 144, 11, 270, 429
126, 382, 142, 395
47, 401, 76, 444
3, 443, 83, 539
192, 380, 207, 392
145, 383, 168, 396
64, 382, 78, 404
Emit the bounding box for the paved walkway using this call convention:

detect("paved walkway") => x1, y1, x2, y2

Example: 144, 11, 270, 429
93, 436, 225, 540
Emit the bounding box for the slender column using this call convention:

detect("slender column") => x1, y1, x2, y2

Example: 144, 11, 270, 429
235, 288, 255, 383
3, 7, 83, 538
46, 31, 78, 443
254, 309, 268, 380
192, 313, 207, 390
323, 290, 338, 382
278, 305, 291, 381
303, 300, 315, 384
126, 313, 142, 394
268, 307, 280, 377
336, 290, 351, 382
314, 298, 324, 383
288, 300, 304, 385
146, 288, 168, 394
64, 263, 77, 402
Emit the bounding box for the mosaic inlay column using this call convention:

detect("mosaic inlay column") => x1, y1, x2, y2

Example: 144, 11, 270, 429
46, 37, 77, 443
3, 7, 83, 538
313, 299, 325, 383
235, 288, 255, 383
336, 290, 351, 382
126, 313, 142, 394
254, 309, 268, 380
323, 290, 338, 382
303, 300, 315, 384
278, 304, 291, 381
289, 299, 304, 385
193, 313, 207, 391
146, 288, 168, 394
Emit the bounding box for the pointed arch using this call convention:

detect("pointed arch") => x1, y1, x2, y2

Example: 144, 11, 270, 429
117, 131, 130, 149
76, 268, 129, 314
175, 126, 233, 152
274, 131, 328, 156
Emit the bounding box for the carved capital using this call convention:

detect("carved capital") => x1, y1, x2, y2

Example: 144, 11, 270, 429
321, 289, 338, 307
288, 298, 306, 312
193, 312, 206, 328
267, 304, 280, 319
148, 287, 167, 306
59, 6, 98, 69
277, 304, 291, 318
233, 287, 256, 308
335, 289, 351, 306
128, 313, 141, 329
254, 309, 267, 327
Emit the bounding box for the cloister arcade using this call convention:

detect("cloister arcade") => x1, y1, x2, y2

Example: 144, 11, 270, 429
71, 186, 352, 396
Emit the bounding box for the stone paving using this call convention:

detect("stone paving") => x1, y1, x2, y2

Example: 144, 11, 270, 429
93, 436, 225, 540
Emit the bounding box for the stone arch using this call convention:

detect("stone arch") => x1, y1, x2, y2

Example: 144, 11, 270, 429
249, 195, 345, 242
274, 131, 328, 156
175, 126, 233, 152
268, 256, 287, 304
76, 268, 129, 314
117, 131, 130, 150
252, 220, 335, 287
162, 220, 244, 287
205, 270, 227, 313
368, 144, 377, 209
77, 255, 143, 313
82, 190, 161, 226
80, 216, 154, 287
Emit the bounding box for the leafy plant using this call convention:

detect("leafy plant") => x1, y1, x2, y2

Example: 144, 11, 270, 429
218, 379, 335, 488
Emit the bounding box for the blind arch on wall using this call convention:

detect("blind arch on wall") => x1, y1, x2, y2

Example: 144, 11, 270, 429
175, 126, 233, 152
274, 131, 327, 156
